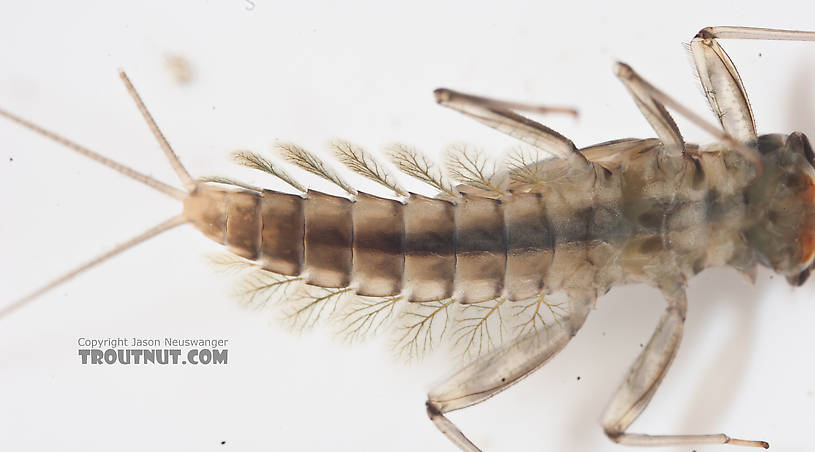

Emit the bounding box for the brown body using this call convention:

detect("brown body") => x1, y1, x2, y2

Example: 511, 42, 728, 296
183, 133, 815, 304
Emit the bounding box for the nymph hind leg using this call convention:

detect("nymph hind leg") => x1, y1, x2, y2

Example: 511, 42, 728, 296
425, 292, 593, 451
690, 27, 815, 145
433, 88, 583, 161
613, 61, 761, 165
614, 62, 685, 156
601, 290, 768, 448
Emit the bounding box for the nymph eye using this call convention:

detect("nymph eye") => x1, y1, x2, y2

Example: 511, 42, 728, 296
787, 267, 811, 286
801, 133, 815, 168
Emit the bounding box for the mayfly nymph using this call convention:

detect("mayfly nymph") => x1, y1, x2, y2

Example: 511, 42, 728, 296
3, 26, 815, 451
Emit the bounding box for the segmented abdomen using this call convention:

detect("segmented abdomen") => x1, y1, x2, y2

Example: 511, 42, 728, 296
188, 139, 766, 305
203, 182, 613, 304
196, 184, 582, 303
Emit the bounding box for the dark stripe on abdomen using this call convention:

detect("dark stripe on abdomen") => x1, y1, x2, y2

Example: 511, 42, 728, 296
303, 190, 353, 287
259, 190, 304, 276
453, 194, 505, 303
403, 193, 455, 301
352, 193, 404, 296
504, 192, 552, 300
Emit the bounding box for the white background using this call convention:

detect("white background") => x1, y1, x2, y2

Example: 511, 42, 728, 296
1, 1, 815, 451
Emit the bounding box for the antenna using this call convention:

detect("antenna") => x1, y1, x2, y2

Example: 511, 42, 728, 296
0, 215, 187, 318
0, 106, 187, 200
0, 71, 197, 316
119, 70, 197, 191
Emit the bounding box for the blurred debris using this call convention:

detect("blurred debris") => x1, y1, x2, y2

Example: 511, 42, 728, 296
164, 54, 193, 84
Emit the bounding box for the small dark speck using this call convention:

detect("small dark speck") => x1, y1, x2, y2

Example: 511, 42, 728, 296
8, 157, 12, 162
602, 332, 606, 337
576, 376, 581, 381
501, 377, 506, 382
221, 441, 226, 445
758, 53, 762, 57
639, 343, 644, 348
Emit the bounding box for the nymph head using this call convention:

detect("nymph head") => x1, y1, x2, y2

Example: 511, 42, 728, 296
744, 133, 815, 285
